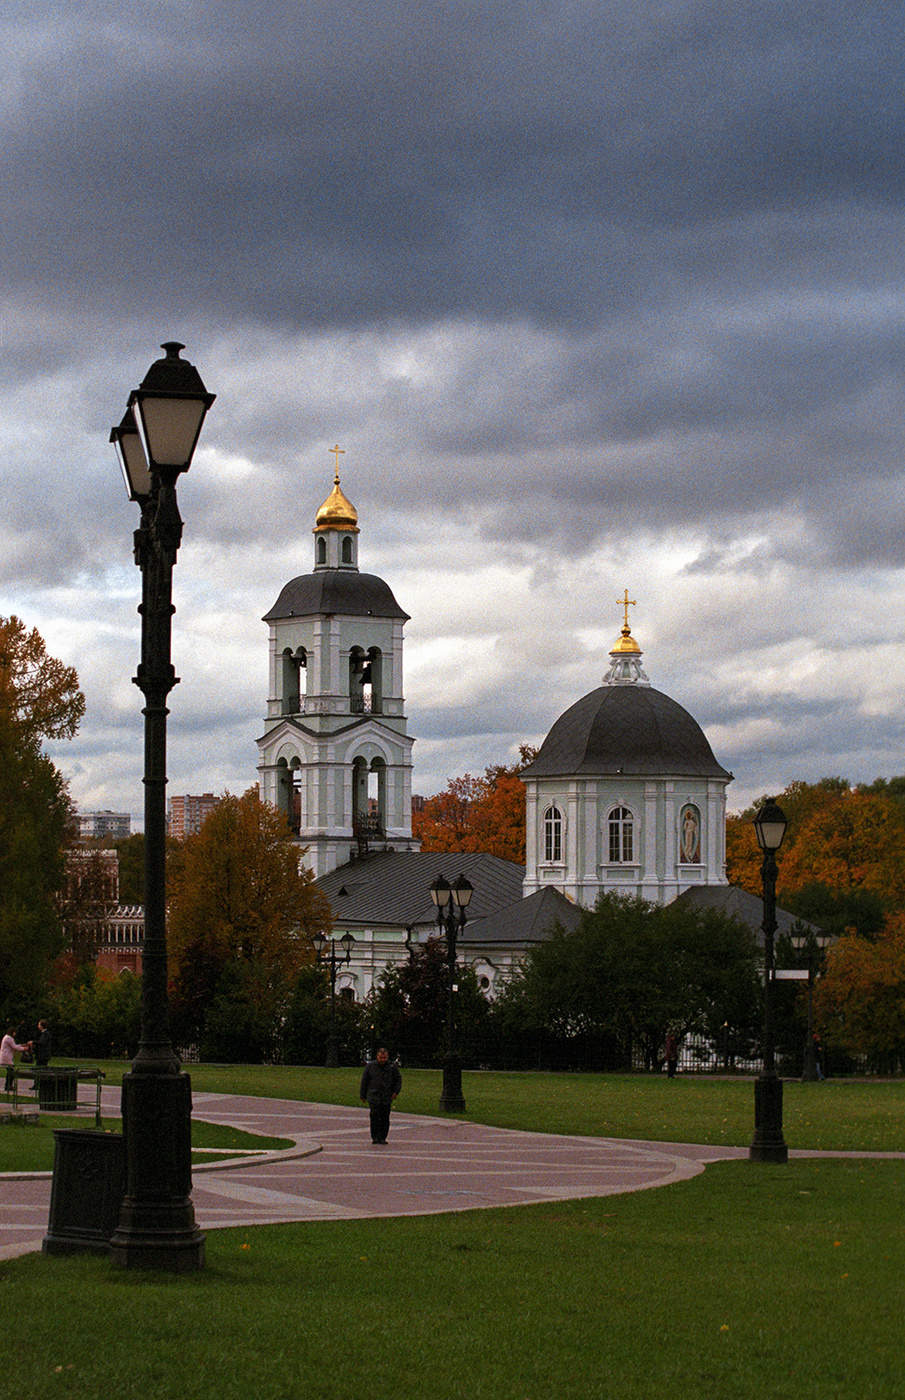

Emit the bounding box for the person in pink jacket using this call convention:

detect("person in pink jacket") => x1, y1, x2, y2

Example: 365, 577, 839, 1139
1, 1026, 28, 1093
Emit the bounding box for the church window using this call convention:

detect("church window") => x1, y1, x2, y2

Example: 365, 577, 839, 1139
281, 647, 306, 714
544, 805, 563, 862
341, 535, 353, 563
316, 536, 327, 564
608, 806, 634, 863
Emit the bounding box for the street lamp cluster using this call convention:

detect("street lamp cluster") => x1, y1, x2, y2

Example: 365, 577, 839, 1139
429, 873, 473, 1112
749, 798, 789, 1163
314, 931, 355, 1067
790, 923, 832, 1081
109, 343, 215, 1271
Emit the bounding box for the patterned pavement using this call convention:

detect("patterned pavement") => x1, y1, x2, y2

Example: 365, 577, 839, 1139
0, 1089, 747, 1261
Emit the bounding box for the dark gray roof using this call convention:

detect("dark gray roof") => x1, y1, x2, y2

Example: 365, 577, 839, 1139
461, 886, 583, 947
523, 685, 730, 780
318, 851, 525, 929
672, 885, 822, 942
264, 570, 409, 622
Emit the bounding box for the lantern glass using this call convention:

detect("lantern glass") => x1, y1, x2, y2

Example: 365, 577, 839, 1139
430, 876, 451, 909
451, 874, 474, 909
111, 408, 151, 500
753, 799, 787, 852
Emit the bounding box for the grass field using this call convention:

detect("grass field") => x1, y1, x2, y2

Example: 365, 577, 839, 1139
4, 1158, 904, 1399
0, 1113, 291, 1172
42, 1059, 905, 1151
4, 1065, 905, 1396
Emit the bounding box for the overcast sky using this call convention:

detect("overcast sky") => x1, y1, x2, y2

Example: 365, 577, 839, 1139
4, 0, 905, 827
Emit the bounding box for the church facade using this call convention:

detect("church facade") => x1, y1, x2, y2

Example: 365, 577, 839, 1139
521, 600, 732, 906
257, 464, 733, 1001
256, 456, 420, 879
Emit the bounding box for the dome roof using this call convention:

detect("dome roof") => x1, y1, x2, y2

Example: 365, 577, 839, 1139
523, 685, 730, 780
314, 476, 359, 533
263, 569, 409, 622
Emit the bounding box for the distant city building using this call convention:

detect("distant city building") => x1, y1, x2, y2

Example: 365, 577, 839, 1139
78, 810, 131, 841
95, 906, 144, 976
168, 793, 221, 840
62, 847, 144, 973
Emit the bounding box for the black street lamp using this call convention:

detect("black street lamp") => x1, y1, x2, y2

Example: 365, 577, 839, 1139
790, 923, 832, 1081
749, 798, 789, 1163
429, 872, 473, 1113
108, 342, 215, 1270
314, 931, 354, 1067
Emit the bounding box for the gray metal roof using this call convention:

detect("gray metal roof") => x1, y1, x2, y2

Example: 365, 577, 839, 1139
672, 884, 822, 942
461, 886, 584, 946
264, 570, 410, 622
523, 685, 730, 780
318, 851, 526, 930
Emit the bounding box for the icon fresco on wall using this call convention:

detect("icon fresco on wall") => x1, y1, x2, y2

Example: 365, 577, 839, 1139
680, 804, 701, 863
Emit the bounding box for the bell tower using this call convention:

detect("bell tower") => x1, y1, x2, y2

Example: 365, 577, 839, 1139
257, 450, 419, 877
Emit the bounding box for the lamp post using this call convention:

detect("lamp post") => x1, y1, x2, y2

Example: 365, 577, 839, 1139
790, 923, 831, 1081
429, 873, 473, 1113
314, 931, 354, 1067
108, 342, 215, 1270
749, 798, 789, 1163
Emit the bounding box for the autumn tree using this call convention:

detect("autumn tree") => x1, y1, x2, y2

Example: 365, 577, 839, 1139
727, 777, 905, 922
413, 746, 536, 864
167, 788, 332, 1060
814, 916, 905, 1067
0, 616, 84, 1020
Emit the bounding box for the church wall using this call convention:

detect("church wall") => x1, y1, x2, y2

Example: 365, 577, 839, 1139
523, 772, 727, 907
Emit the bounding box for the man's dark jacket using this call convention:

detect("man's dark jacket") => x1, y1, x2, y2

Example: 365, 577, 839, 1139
359, 1059, 402, 1105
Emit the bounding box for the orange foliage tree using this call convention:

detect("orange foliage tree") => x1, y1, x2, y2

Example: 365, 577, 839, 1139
168, 789, 331, 1058
727, 777, 905, 917
412, 747, 536, 864
814, 914, 905, 1061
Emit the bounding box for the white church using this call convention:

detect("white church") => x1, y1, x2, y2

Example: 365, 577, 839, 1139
257, 459, 739, 1001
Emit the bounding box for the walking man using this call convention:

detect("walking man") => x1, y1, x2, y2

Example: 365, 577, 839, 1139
360, 1047, 401, 1144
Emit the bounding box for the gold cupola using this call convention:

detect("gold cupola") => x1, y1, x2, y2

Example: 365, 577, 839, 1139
604, 590, 649, 685
314, 472, 359, 534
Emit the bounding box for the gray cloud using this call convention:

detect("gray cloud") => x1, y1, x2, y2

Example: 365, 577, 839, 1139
5, 0, 905, 821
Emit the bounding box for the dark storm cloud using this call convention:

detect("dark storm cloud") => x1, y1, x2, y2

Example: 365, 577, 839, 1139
6, 1, 905, 329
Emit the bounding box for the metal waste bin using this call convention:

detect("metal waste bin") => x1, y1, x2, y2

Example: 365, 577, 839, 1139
35, 1068, 79, 1111
43, 1129, 126, 1255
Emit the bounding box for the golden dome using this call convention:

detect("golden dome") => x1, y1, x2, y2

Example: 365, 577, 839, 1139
610, 625, 641, 655
314, 473, 359, 534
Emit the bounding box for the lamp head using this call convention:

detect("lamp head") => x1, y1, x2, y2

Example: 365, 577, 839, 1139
111, 406, 151, 501
451, 874, 474, 909
753, 798, 788, 853
129, 342, 215, 477
430, 875, 451, 910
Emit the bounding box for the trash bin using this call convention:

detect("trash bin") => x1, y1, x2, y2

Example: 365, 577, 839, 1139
43, 1129, 126, 1255
35, 1068, 79, 1111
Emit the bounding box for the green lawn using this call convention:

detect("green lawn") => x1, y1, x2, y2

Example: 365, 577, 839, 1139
53, 1059, 905, 1152
4, 1159, 904, 1399
0, 1115, 291, 1173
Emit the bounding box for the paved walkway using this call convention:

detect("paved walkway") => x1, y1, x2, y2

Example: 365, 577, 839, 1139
1, 1089, 748, 1261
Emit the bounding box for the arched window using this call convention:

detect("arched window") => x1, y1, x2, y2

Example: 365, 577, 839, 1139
341, 535, 353, 563
544, 805, 563, 862
608, 806, 634, 863
316, 536, 327, 564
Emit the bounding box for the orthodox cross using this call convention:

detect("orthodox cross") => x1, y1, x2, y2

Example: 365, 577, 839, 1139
617, 589, 637, 631
328, 443, 345, 482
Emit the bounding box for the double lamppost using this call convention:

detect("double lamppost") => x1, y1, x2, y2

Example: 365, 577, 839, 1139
314, 931, 354, 1067
429, 873, 473, 1113
109, 342, 215, 1270
749, 798, 789, 1164
790, 923, 832, 1081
